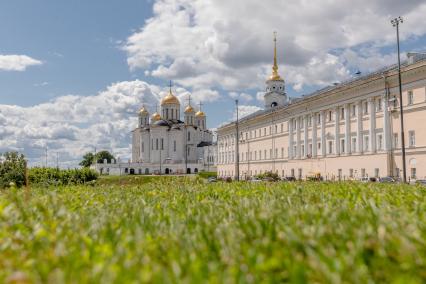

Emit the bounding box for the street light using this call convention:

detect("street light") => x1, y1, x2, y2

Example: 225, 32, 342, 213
235, 99, 240, 181
391, 16, 407, 183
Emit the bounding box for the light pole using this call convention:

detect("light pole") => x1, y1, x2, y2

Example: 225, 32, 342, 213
235, 99, 240, 181
391, 16, 407, 183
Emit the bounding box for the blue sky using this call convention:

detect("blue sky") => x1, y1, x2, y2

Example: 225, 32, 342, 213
1, 0, 426, 166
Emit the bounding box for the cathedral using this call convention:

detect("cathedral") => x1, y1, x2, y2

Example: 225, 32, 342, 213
93, 84, 216, 175
130, 85, 215, 174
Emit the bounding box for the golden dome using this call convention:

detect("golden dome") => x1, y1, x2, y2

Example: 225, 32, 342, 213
195, 110, 206, 117
184, 105, 195, 113
139, 106, 149, 115
161, 89, 180, 105
151, 112, 161, 121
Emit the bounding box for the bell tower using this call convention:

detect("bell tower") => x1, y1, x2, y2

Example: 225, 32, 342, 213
264, 32, 286, 108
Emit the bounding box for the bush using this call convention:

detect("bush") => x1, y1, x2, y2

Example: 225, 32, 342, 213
0, 152, 26, 188
255, 171, 280, 181
28, 167, 98, 186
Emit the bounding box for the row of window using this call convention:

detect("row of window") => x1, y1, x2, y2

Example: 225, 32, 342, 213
219, 131, 416, 164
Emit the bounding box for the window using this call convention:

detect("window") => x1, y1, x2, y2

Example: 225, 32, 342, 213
281, 147, 284, 158
352, 137, 357, 153
142, 142, 144, 153
364, 135, 369, 152
377, 134, 383, 150
409, 131, 415, 147
411, 168, 417, 179
318, 142, 321, 150
308, 116, 312, 127
393, 133, 398, 148
328, 110, 332, 122
361, 168, 366, 177
308, 144, 312, 156
408, 90, 414, 105
187, 132, 191, 141
340, 107, 345, 119
173, 140, 176, 152
338, 169, 342, 180
328, 141, 333, 154
376, 98, 382, 112
375, 168, 379, 178
161, 138, 164, 150
270, 149, 273, 158
275, 125, 278, 133
156, 138, 159, 150
349, 169, 354, 178
351, 105, 356, 117
301, 145, 305, 157
364, 101, 369, 115
317, 113, 321, 124
341, 139, 345, 154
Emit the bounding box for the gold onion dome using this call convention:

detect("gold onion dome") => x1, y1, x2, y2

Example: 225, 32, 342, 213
184, 105, 195, 113
139, 106, 149, 115
161, 85, 180, 105
151, 112, 161, 121
195, 110, 206, 117
268, 32, 284, 81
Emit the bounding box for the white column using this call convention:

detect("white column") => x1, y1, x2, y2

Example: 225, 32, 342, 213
345, 104, 351, 154
335, 106, 340, 155
368, 98, 376, 153
296, 117, 301, 159
304, 115, 308, 158
321, 110, 326, 157
312, 113, 318, 157
289, 118, 294, 159
383, 92, 391, 151
357, 101, 363, 153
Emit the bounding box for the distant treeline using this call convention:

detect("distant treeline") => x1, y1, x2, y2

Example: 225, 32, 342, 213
0, 151, 98, 188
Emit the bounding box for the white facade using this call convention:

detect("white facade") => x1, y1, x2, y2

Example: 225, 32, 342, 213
94, 87, 217, 175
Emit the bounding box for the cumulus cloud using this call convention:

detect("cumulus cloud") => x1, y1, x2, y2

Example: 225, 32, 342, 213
0, 80, 203, 167
0, 55, 42, 71
123, 0, 426, 94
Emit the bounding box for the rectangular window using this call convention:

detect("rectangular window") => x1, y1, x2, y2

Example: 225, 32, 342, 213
270, 149, 273, 158
351, 105, 356, 117
281, 147, 284, 158
375, 168, 379, 178
328, 141, 333, 154
161, 138, 164, 150
349, 169, 354, 178
318, 142, 321, 150
142, 142, 144, 153
377, 98, 382, 111
408, 90, 414, 105
364, 101, 369, 115
409, 131, 415, 147
317, 113, 321, 123
156, 138, 158, 150
393, 133, 398, 148
328, 111, 332, 122
301, 145, 305, 157
341, 139, 345, 154
173, 140, 176, 152
187, 132, 191, 141
377, 134, 383, 150
411, 168, 416, 179
352, 137, 357, 153
361, 168, 366, 177
341, 107, 345, 119
364, 135, 369, 152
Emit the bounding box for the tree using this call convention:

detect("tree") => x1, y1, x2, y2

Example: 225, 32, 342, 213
0, 152, 26, 188
95, 151, 115, 164
79, 151, 116, 168
79, 152, 95, 167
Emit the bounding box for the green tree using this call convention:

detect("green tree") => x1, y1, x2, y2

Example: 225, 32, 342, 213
79, 152, 95, 167
95, 151, 115, 164
0, 152, 26, 188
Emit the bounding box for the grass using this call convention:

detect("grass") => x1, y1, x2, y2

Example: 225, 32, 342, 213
0, 179, 425, 283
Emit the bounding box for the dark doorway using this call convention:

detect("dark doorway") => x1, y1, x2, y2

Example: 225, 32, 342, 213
194, 168, 198, 173
130, 168, 135, 175
187, 168, 191, 174
165, 168, 170, 174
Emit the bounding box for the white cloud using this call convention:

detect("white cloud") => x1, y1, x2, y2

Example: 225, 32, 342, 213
229, 92, 253, 102
0, 80, 207, 167
123, 0, 426, 94
0, 55, 42, 71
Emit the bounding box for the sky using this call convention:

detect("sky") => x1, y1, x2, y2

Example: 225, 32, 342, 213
1, 0, 426, 167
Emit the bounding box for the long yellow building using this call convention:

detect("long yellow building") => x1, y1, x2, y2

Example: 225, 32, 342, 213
217, 40, 426, 181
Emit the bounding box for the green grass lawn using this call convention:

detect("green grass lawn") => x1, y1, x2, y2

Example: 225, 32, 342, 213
0, 179, 425, 283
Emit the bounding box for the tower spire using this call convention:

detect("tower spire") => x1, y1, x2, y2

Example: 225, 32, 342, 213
269, 31, 283, 81
169, 80, 172, 94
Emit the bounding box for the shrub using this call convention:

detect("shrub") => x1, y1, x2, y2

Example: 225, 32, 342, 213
255, 171, 280, 181
0, 152, 26, 188
28, 167, 98, 186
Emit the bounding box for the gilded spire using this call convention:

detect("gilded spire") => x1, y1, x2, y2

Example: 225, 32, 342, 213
269, 31, 283, 81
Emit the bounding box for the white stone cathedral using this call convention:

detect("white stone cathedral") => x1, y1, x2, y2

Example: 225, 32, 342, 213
94, 85, 216, 175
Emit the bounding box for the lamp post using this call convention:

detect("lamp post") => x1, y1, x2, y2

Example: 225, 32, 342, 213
235, 99, 240, 181
391, 16, 407, 183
